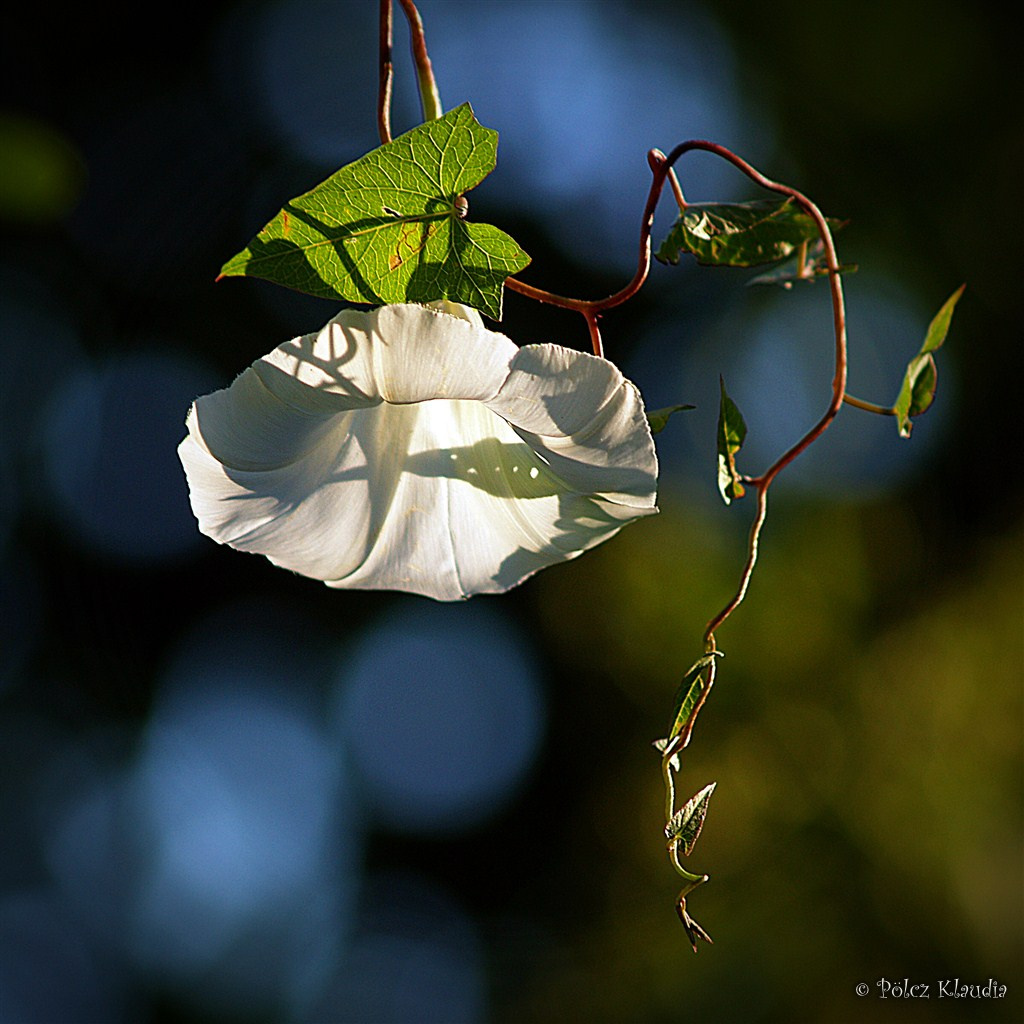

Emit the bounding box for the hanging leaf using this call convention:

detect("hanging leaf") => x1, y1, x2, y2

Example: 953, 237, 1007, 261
218, 104, 530, 320
716, 377, 747, 504
893, 284, 965, 437
667, 652, 722, 743
747, 238, 857, 288
665, 782, 717, 855
646, 403, 695, 435
655, 198, 836, 269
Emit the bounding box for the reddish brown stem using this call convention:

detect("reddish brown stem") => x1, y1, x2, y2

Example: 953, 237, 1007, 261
515, 139, 848, 746
667, 166, 687, 211
505, 149, 673, 355
660, 142, 848, 647
667, 141, 848, 486
512, 136, 848, 651
378, 0, 394, 144
703, 485, 769, 643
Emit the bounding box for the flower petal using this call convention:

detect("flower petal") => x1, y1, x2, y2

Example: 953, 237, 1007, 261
256, 302, 516, 407
486, 344, 659, 508
179, 304, 659, 600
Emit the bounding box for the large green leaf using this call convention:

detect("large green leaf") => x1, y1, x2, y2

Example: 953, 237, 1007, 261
893, 284, 965, 437
655, 198, 830, 269
716, 377, 747, 504
219, 104, 530, 320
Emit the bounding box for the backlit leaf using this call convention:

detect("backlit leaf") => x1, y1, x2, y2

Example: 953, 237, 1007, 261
218, 104, 530, 320
667, 653, 722, 743
747, 239, 857, 288
894, 284, 965, 437
665, 782, 717, 855
716, 377, 747, 504
647, 403, 695, 435
655, 198, 831, 269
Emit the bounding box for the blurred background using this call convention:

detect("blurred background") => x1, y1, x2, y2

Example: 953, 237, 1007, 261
1, 1, 1020, 1022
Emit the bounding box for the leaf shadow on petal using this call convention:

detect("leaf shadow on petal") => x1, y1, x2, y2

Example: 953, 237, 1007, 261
271, 325, 371, 403
193, 325, 376, 483
503, 382, 659, 504
403, 435, 647, 594
204, 402, 414, 579
487, 490, 638, 593
404, 438, 563, 499
193, 328, 654, 594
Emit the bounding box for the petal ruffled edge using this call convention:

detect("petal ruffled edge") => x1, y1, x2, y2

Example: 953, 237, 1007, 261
179, 303, 659, 601
486, 344, 659, 510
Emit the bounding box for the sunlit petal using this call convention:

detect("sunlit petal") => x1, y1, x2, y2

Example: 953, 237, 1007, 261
179, 303, 658, 600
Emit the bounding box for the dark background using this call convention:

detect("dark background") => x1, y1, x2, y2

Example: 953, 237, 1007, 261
1, 2, 1020, 1022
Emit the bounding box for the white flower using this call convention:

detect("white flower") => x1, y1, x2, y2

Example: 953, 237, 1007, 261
178, 302, 658, 601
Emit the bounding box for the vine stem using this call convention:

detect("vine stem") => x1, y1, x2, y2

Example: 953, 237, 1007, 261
379, 0, 443, 135
666, 141, 849, 482
662, 745, 677, 822
688, 142, 848, 648
505, 149, 674, 357
507, 143, 848, 627
844, 393, 894, 416
703, 488, 768, 642
377, 0, 394, 144
379, 2, 850, 660
397, 0, 443, 121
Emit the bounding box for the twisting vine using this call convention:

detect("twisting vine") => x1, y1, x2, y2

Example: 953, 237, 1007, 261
380, 0, 848, 944
236, 0, 962, 949
375, 0, 966, 948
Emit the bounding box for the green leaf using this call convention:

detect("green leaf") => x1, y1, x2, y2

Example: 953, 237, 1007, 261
218, 104, 530, 320
747, 239, 857, 288
665, 782, 717, 855
646, 403, 695, 435
667, 653, 722, 743
655, 198, 833, 269
893, 284, 965, 437
716, 377, 747, 504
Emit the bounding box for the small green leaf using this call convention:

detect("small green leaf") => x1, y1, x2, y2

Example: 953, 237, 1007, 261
655, 198, 834, 269
667, 653, 722, 743
716, 377, 747, 504
665, 782, 717, 855
893, 284, 965, 437
898, 353, 938, 429
646, 403, 695, 435
219, 104, 530, 320
920, 284, 966, 357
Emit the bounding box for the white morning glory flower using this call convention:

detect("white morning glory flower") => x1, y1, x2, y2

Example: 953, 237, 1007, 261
178, 301, 658, 601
